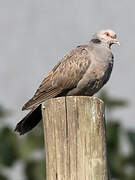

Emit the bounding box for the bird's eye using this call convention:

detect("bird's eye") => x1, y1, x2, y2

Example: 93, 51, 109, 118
105, 32, 110, 37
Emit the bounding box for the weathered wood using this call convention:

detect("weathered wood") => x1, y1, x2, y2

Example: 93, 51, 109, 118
42, 96, 108, 180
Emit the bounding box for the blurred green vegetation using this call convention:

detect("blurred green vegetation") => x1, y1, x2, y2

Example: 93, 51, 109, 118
100, 91, 135, 180
0, 106, 45, 180
0, 91, 135, 180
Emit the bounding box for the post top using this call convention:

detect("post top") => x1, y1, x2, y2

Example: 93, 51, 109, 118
42, 96, 104, 107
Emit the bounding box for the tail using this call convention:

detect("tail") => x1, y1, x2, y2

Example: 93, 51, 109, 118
15, 105, 42, 135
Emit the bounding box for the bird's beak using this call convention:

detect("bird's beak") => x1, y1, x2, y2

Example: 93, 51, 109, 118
113, 39, 120, 46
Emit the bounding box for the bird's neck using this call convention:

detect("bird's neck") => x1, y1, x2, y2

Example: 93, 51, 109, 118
88, 39, 112, 64
89, 38, 110, 49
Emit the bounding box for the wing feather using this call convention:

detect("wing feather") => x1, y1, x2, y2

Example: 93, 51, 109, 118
23, 45, 91, 110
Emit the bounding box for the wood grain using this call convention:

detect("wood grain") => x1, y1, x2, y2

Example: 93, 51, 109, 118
42, 96, 108, 180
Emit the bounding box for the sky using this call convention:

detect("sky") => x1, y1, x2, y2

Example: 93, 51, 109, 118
0, 0, 135, 131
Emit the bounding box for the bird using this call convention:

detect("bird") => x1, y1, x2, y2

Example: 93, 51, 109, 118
15, 29, 119, 135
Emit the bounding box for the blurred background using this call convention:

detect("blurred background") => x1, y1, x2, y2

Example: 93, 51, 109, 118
0, 0, 135, 179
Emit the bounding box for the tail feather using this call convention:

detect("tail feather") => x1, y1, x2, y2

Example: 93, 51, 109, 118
15, 105, 42, 135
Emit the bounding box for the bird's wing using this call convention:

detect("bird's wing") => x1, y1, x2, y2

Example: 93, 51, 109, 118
22, 45, 91, 110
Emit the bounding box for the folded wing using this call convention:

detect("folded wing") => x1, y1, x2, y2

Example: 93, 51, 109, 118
22, 46, 91, 110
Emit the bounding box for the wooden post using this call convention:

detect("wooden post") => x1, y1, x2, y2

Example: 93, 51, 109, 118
42, 96, 108, 180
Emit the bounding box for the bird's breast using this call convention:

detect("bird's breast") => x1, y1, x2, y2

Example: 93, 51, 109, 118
81, 60, 113, 96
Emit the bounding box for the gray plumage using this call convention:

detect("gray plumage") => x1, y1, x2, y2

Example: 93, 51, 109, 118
15, 29, 119, 135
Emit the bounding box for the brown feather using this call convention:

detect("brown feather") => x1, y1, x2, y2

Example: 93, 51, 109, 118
22, 46, 91, 110
22, 88, 62, 110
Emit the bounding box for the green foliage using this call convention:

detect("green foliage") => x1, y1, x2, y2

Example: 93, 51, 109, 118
107, 121, 126, 179
107, 121, 120, 155
0, 126, 19, 166
0, 105, 45, 180
100, 91, 127, 110
100, 91, 135, 180
17, 124, 44, 161
0, 105, 8, 118
0, 174, 8, 180
127, 131, 135, 152
106, 121, 135, 180
25, 159, 45, 180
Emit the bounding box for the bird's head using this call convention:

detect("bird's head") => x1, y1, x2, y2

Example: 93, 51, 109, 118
92, 29, 120, 48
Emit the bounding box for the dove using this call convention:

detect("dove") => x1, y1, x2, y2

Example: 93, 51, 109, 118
15, 29, 119, 135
